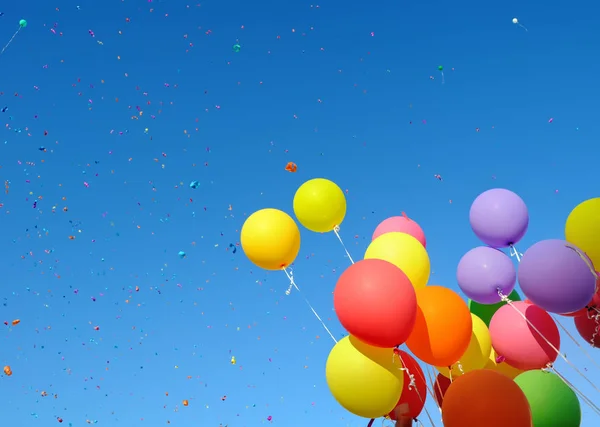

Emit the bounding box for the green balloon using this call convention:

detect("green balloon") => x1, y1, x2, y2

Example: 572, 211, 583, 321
438, 65, 443, 71
468, 290, 521, 326
19, 19, 27, 28
515, 370, 581, 427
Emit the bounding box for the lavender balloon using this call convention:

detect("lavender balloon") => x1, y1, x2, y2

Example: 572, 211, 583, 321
457, 246, 517, 304
518, 239, 596, 314
469, 189, 529, 248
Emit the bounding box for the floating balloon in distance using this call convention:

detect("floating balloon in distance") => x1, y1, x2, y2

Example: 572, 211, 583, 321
437, 314, 492, 379
489, 302, 560, 370
388, 350, 427, 420
240, 208, 300, 270
515, 370, 581, 427
433, 373, 451, 407
325, 336, 404, 418
484, 349, 523, 379
565, 198, 600, 270
442, 370, 532, 427
469, 290, 521, 326
365, 232, 430, 290
574, 312, 600, 348
406, 286, 472, 367
457, 246, 516, 304
334, 259, 417, 348
518, 239, 596, 314
372, 215, 426, 248
469, 188, 529, 248
293, 178, 346, 233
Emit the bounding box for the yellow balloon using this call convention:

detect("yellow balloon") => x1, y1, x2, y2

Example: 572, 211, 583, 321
326, 336, 404, 418
565, 198, 600, 269
437, 314, 491, 378
484, 349, 523, 379
293, 178, 346, 233
364, 232, 430, 290
240, 208, 300, 270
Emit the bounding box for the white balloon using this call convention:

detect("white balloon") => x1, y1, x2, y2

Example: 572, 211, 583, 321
512, 18, 519, 24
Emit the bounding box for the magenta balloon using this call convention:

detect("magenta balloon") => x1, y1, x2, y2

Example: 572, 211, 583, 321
489, 302, 560, 370
457, 246, 516, 304
518, 240, 596, 314
372, 216, 426, 247
469, 189, 529, 248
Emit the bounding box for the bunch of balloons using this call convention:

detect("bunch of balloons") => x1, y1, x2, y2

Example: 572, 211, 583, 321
328, 211, 437, 421
240, 179, 595, 427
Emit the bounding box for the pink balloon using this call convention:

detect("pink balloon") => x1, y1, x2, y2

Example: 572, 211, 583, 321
489, 301, 560, 370
372, 215, 426, 247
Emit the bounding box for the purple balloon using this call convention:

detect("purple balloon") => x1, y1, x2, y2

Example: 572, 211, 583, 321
457, 246, 517, 304
518, 239, 596, 314
469, 189, 529, 248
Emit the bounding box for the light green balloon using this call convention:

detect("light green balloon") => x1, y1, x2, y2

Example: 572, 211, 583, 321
468, 289, 521, 326
19, 19, 27, 28
514, 370, 581, 427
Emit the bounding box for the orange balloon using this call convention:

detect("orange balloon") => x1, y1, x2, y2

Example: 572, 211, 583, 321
406, 286, 472, 367
442, 370, 531, 427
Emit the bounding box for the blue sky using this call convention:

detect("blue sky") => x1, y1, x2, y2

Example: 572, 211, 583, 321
1, 0, 599, 426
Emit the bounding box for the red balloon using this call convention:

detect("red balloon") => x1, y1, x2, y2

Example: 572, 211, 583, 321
433, 373, 451, 407
388, 350, 427, 420
574, 311, 600, 348
334, 259, 417, 348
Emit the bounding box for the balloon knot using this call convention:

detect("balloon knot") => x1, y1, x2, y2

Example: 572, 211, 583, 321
495, 355, 505, 363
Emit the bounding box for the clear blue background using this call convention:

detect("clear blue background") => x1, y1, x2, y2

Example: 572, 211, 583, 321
1, 0, 599, 426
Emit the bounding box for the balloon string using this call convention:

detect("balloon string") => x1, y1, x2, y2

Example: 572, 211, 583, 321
367, 419, 375, 427
549, 365, 600, 416
282, 268, 338, 343
425, 365, 443, 415
499, 289, 600, 394
587, 310, 600, 348
553, 314, 600, 370
0, 27, 21, 56
333, 225, 355, 264
394, 352, 437, 427
508, 244, 522, 262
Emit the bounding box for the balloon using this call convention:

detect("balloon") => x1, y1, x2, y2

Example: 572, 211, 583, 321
325, 336, 404, 418
437, 314, 492, 378
512, 17, 519, 24
365, 232, 430, 290
574, 312, 600, 348
469, 188, 529, 248
372, 215, 426, 247
515, 370, 581, 427
565, 198, 600, 270
442, 370, 532, 427
240, 208, 300, 270
484, 349, 523, 379
293, 178, 346, 233
388, 350, 427, 420
406, 286, 472, 367
457, 247, 516, 304
469, 290, 522, 326
432, 373, 451, 406
518, 239, 596, 314
489, 302, 560, 370
334, 259, 417, 348
19, 19, 27, 28
562, 276, 600, 317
